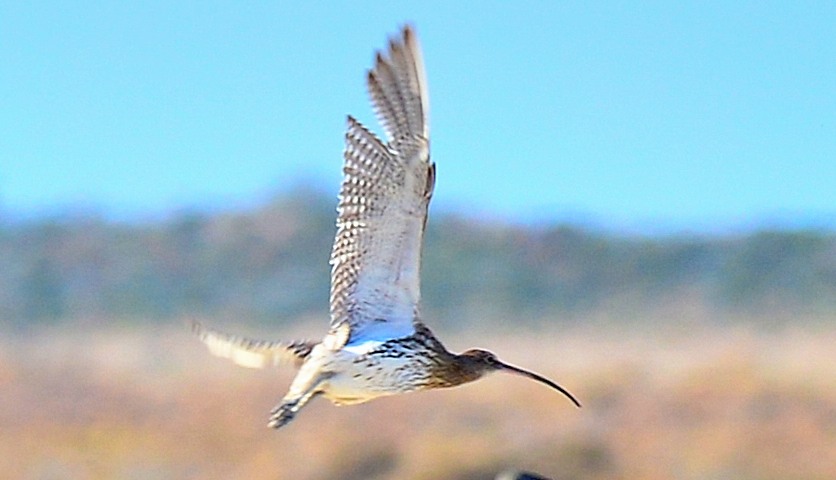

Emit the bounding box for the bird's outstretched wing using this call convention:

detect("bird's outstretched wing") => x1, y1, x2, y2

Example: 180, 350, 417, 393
192, 321, 316, 369
328, 26, 434, 349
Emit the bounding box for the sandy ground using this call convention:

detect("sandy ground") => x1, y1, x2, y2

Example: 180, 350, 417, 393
1, 321, 834, 480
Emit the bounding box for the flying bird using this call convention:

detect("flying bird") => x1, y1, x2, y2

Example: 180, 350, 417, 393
194, 25, 580, 429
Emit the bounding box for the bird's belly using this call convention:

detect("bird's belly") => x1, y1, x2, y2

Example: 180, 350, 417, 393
321, 355, 432, 406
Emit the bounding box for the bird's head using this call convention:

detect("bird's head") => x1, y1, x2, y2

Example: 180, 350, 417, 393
460, 348, 582, 408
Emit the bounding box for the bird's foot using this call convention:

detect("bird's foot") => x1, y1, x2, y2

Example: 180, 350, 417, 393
268, 401, 297, 429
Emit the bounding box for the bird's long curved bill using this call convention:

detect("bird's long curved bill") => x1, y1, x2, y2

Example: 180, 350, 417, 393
499, 361, 582, 408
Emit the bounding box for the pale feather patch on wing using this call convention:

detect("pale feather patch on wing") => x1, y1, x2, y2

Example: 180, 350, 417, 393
192, 321, 315, 369
342, 338, 385, 356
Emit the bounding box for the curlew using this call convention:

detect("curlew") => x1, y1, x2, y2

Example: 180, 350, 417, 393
193, 25, 580, 429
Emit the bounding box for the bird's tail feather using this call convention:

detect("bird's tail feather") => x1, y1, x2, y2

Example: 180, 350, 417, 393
191, 320, 315, 369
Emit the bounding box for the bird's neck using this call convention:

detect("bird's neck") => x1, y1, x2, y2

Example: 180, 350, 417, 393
428, 353, 486, 388
411, 324, 486, 388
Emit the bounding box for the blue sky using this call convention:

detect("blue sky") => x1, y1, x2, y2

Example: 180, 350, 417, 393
2, 2, 834, 231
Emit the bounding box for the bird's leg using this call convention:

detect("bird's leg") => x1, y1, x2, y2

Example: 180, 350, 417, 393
268, 370, 332, 429
268, 396, 310, 429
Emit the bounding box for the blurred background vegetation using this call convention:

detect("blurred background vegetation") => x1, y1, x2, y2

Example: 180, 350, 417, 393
2, 188, 835, 329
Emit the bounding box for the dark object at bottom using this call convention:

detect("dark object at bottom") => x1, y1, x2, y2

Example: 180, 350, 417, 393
496, 469, 553, 480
